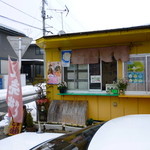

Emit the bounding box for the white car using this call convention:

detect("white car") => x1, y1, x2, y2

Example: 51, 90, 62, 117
1, 115, 149, 150
88, 114, 150, 150
0, 132, 64, 150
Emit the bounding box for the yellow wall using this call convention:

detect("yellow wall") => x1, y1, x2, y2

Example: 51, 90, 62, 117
45, 41, 150, 121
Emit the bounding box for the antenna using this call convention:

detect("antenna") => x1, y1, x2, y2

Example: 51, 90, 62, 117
48, 5, 69, 31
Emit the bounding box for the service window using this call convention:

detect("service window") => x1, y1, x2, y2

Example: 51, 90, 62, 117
64, 58, 117, 91
89, 63, 101, 90
102, 59, 117, 90
64, 64, 88, 90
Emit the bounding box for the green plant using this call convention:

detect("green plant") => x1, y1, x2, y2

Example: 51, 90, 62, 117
32, 75, 52, 122
32, 75, 51, 100
32, 75, 47, 99
116, 78, 128, 90
26, 112, 34, 127
86, 118, 94, 126
57, 81, 67, 90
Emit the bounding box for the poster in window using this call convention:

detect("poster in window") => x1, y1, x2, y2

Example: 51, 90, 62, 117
47, 62, 61, 84
91, 75, 101, 83
61, 50, 72, 67
127, 61, 144, 83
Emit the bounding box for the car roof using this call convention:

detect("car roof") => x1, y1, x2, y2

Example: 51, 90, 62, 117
0, 132, 64, 150
88, 114, 150, 150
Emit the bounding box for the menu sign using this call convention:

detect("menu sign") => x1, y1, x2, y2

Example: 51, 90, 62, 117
127, 61, 144, 83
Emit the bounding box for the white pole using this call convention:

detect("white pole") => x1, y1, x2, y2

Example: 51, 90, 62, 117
19, 38, 22, 71
61, 12, 63, 30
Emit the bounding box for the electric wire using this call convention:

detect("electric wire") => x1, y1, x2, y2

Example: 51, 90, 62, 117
0, 0, 52, 29
0, 0, 42, 23
0, 15, 42, 31
0, 0, 85, 35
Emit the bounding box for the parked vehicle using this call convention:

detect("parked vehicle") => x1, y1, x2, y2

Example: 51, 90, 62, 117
31, 122, 104, 150
2, 114, 149, 150
32, 115, 150, 150
0, 132, 64, 150
88, 115, 150, 150
0, 122, 104, 150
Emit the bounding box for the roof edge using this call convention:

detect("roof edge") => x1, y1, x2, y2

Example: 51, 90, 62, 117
42, 24, 150, 39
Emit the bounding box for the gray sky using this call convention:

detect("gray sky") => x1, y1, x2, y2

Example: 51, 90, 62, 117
0, 0, 150, 40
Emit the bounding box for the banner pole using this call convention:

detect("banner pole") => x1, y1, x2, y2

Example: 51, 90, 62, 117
19, 37, 22, 71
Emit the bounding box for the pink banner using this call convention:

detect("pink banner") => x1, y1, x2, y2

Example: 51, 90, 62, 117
6, 57, 23, 123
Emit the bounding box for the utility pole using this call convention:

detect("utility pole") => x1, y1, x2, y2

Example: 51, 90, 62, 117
41, 0, 53, 36
41, 0, 46, 36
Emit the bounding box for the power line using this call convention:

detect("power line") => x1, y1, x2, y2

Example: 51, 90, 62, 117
0, 0, 53, 30
0, 15, 43, 31
0, 0, 42, 23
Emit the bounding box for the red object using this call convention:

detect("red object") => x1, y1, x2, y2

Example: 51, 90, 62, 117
6, 57, 23, 123
37, 99, 48, 105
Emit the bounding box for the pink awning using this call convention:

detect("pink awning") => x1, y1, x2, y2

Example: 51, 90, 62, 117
71, 45, 130, 64
71, 48, 99, 64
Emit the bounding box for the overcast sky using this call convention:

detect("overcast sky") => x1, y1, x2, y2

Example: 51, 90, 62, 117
0, 0, 150, 40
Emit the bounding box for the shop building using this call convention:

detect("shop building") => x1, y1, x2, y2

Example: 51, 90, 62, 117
36, 25, 150, 121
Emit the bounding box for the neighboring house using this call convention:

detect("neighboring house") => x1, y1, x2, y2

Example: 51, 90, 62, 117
22, 43, 44, 83
0, 24, 44, 86
0, 24, 25, 75
36, 25, 150, 122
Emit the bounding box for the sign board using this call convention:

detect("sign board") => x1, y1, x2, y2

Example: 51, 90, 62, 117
8, 120, 22, 135
7, 36, 32, 58
106, 84, 118, 94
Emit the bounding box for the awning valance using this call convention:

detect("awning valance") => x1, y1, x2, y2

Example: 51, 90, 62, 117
71, 48, 99, 64
71, 45, 130, 64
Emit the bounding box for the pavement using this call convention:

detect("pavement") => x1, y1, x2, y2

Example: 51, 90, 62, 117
0, 127, 9, 140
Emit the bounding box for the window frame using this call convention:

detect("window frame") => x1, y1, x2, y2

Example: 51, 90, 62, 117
63, 59, 117, 92
124, 54, 150, 94
35, 47, 44, 55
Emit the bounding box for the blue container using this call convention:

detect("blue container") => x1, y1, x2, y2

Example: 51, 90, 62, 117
0, 77, 3, 89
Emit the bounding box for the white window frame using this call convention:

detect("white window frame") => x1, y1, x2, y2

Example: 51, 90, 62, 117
124, 53, 150, 95
64, 59, 117, 93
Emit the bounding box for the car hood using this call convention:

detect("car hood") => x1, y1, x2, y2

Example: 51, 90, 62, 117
0, 132, 64, 150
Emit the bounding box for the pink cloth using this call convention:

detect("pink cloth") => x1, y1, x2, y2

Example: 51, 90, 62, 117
6, 57, 23, 123
71, 48, 99, 64
114, 45, 130, 62
71, 46, 130, 64
99, 47, 114, 62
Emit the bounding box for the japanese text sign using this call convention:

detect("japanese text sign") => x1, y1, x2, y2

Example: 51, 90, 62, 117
6, 57, 23, 123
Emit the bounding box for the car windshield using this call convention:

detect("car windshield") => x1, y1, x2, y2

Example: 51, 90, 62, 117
30, 122, 105, 150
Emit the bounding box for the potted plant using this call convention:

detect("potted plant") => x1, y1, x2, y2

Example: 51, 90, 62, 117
57, 81, 67, 93
116, 78, 128, 95
32, 75, 50, 122
25, 112, 36, 132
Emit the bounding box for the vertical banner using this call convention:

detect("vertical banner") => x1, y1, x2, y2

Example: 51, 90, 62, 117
61, 50, 72, 67
47, 62, 61, 84
6, 57, 23, 123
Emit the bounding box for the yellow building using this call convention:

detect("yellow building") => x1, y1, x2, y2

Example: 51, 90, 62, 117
36, 25, 150, 122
